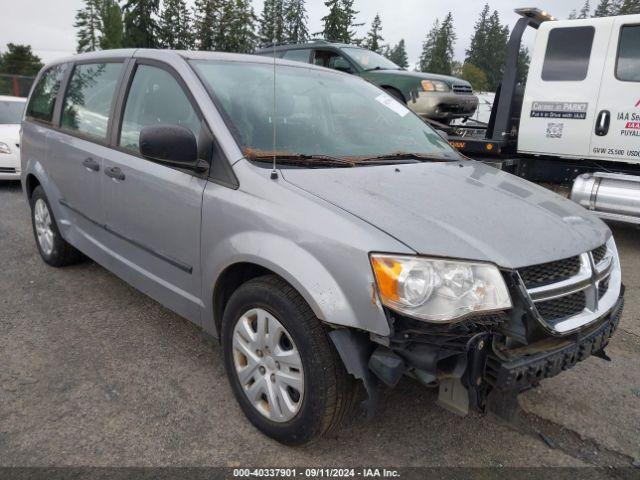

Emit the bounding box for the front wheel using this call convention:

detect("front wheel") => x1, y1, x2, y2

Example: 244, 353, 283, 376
221, 275, 357, 445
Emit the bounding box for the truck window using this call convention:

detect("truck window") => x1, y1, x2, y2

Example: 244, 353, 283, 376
617, 25, 640, 82
542, 27, 594, 81
282, 49, 312, 63
26, 64, 68, 123
61, 63, 123, 141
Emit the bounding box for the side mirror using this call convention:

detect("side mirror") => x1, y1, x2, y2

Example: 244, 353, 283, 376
139, 124, 198, 166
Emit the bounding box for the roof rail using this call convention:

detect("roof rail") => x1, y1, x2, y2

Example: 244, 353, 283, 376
258, 38, 332, 49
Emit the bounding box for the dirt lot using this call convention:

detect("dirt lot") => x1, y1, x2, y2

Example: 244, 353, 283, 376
1, 181, 639, 470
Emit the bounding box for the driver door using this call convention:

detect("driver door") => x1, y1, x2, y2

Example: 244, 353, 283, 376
312, 50, 355, 74
101, 61, 208, 324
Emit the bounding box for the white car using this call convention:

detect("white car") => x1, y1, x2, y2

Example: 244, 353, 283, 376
0, 95, 26, 180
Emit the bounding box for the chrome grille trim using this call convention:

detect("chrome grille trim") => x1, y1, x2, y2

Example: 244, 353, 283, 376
517, 239, 621, 335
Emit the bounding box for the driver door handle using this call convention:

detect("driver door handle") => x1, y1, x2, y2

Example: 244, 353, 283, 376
105, 166, 125, 181
82, 157, 100, 172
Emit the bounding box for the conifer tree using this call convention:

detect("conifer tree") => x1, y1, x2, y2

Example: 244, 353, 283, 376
465, 6, 509, 91
259, 0, 285, 44
158, 0, 193, 49
619, 0, 640, 14
578, 0, 591, 18
123, 0, 160, 48
419, 13, 456, 75
100, 0, 124, 49
593, 0, 610, 16
387, 39, 408, 68
75, 0, 102, 52
216, 0, 257, 53
419, 20, 439, 72
365, 13, 384, 53
284, 0, 309, 43
193, 0, 221, 50
465, 4, 490, 72
322, 0, 362, 43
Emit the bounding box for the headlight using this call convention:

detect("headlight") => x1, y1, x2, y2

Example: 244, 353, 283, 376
370, 254, 511, 323
421, 80, 450, 92
0, 142, 11, 154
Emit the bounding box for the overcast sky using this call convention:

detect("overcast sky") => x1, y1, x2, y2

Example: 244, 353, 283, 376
0, 0, 586, 66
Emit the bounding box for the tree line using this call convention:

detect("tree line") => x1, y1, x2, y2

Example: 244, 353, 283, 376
570, 0, 640, 18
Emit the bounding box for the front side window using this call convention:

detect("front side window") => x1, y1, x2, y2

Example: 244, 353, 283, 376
282, 49, 312, 63
61, 63, 123, 141
341, 47, 401, 71
26, 64, 68, 122
0, 101, 26, 124
542, 27, 595, 81
313, 50, 354, 73
617, 25, 640, 82
191, 61, 458, 161
119, 65, 201, 153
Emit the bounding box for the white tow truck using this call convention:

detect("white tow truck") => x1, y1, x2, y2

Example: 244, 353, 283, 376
445, 8, 640, 224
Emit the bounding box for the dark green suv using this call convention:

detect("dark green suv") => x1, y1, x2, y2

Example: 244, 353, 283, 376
256, 40, 479, 123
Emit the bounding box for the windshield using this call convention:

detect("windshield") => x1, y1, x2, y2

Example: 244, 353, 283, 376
342, 47, 401, 71
191, 61, 459, 162
0, 100, 26, 125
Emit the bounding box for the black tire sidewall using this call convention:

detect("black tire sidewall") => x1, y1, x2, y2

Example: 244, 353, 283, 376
30, 186, 66, 266
221, 279, 334, 445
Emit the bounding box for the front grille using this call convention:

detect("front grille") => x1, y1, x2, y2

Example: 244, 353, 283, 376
453, 84, 473, 94
598, 277, 610, 300
535, 291, 586, 322
518, 256, 581, 289
0, 167, 16, 173
592, 244, 607, 265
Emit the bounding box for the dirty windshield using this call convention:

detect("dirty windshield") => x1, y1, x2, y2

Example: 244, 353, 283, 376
191, 60, 460, 165
342, 47, 401, 71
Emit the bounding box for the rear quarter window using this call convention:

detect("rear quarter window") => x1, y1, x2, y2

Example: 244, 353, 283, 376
26, 64, 68, 123
282, 49, 312, 63
617, 25, 640, 82
542, 27, 595, 81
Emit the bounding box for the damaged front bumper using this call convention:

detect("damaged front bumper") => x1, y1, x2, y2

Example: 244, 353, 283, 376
331, 291, 624, 418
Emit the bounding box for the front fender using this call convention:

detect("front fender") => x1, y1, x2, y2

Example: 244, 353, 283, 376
202, 230, 391, 338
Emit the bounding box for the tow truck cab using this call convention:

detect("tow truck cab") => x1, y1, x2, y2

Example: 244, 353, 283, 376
449, 9, 640, 225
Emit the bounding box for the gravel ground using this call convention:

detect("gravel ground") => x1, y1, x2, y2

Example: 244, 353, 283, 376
1, 181, 639, 469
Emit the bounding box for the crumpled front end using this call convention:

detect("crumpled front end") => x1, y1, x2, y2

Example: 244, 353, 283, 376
361, 238, 624, 417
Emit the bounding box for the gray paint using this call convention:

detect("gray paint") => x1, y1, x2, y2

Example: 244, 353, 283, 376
21, 49, 610, 342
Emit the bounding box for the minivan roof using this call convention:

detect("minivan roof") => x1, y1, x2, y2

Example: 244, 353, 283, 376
41, 49, 341, 74
256, 40, 359, 53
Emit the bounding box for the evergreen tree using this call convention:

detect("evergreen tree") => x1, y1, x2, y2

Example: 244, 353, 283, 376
0, 44, 44, 76
100, 0, 124, 49
419, 13, 456, 75
123, 0, 160, 48
578, 1, 591, 18
193, 0, 221, 50
365, 13, 384, 53
284, 0, 309, 43
75, 0, 102, 53
419, 20, 439, 72
466, 7, 509, 91
619, 0, 640, 14
216, 0, 257, 53
609, 0, 625, 13
465, 4, 490, 73
568, 10, 578, 19
593, 0, 611, 16
387, 39, 408, 68
259, 0, 285, 44
159, 0, 193, 49
517, 46, 531, 84
322, 0, 362, 43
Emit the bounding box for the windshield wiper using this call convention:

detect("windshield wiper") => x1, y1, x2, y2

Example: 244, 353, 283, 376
353, 152, 458, 163
245, 151, 356, 168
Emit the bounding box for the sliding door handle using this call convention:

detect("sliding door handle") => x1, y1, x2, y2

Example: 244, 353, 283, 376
82, 157, 100, 172
105, 166, 125, 181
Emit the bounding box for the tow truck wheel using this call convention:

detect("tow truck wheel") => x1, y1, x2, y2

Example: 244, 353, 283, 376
221, 275, 357, 445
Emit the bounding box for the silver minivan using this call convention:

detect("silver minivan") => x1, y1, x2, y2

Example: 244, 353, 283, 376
21, 49, 624, 445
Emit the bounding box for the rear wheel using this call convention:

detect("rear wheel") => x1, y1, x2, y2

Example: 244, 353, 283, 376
30, 186, 82, 267
221, 275, 357, 445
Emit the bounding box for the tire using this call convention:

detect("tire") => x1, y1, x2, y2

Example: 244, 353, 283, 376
221, 275, 357, 445
30, 185, 82, 267
384, 87, 406, 104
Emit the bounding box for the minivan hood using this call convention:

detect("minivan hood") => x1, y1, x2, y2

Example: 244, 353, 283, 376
281, 161, 610, 269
